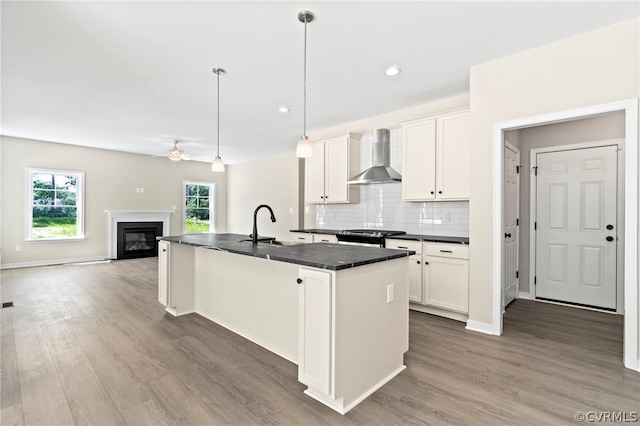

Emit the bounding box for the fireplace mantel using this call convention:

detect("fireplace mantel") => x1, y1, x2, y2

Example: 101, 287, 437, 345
105, 210, 173, 259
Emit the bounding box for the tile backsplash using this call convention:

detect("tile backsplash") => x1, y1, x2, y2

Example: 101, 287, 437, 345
316, 128, 469, 237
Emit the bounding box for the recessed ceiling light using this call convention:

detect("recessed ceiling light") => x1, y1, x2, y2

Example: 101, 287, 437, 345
385, 65, 401, 76
279, 106, 289, 113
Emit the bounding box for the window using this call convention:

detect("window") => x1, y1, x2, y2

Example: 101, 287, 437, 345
27, 168, 84, 240
183, 181, 215, 233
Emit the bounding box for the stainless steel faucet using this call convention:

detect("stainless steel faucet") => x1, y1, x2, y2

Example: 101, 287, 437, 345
252, 204, 276, 244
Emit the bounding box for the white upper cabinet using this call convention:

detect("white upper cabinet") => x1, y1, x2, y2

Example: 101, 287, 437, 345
401, 109, 470, 201
305, 134, 360, 204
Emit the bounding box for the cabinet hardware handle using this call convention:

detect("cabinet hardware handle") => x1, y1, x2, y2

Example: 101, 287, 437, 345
162, 249, 167, 252
398, 246, 408, 249
425, 261, 429, 265
430, 191, 435, 195
416, 260, 421, 264
298, 237, 305, 240
440, 250, 453, 253
438, 191, 443, 194
606, 236, 614, 242
504, 233, 511, 238
606, 224, 614, 230
296, 278, 303, 284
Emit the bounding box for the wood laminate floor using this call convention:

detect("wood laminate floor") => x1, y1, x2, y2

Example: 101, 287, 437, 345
1, 258, 638, 425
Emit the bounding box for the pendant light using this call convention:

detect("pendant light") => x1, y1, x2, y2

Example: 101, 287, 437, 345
296, 10, 314, 158
211, 67, 225, 172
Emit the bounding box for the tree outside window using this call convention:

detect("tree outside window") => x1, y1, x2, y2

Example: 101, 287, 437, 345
28, 169, 84, 240
184, 182, 215, 233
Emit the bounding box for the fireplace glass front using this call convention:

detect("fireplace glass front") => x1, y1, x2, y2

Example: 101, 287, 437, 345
116, 221, 163, 259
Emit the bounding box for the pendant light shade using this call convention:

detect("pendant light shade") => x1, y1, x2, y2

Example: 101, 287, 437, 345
296, 10, 314, 158
296, 136, 313, 158
211, 67, 225, 172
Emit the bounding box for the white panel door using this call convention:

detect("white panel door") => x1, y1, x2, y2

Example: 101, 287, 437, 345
503, 145, 519, 308
535, 146, 617, 309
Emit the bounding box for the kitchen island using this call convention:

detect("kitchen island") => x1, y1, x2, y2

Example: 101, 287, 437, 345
157, 233, 412, 414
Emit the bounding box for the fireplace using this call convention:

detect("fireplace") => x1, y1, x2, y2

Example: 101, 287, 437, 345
105, 210, 173, 260
117, 222, 163, 259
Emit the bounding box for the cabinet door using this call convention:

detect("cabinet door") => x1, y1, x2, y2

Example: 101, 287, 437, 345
324, 136, 349, 203
158, 241, 169, 306
402, 118, 436, 200
305, 143, 326, 204
424, 256, 469, 313
298, 268, 333, 396
408, 254, 423, 303
436, 112, 470, 200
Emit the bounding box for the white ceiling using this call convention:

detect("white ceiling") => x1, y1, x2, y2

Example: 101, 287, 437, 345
2, 1, 638, 164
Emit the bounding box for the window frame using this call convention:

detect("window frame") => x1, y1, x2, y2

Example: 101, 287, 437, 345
26, 168, 85, 242
182, 180, 216, 234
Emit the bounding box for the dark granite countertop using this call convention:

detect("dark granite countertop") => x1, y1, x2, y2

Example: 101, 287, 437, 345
386, 234, 470, 245
158, 233, 414, 271
289, 229, 469, 245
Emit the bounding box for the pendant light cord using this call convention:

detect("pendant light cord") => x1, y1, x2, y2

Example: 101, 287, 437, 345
303, 18, 307, 137
216, 71, 220, 158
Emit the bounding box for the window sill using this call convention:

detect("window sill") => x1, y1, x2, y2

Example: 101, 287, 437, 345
25, 237, 86, 243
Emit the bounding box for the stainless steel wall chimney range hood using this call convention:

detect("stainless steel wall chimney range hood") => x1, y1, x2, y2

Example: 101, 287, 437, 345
347, 129, 401, 185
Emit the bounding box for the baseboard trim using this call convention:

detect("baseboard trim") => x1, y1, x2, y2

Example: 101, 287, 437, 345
466, 319, 499, 335
0, 256, 109, 270
517, 291, 531, 300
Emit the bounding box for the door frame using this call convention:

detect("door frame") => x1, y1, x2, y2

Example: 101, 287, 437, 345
529, 141, 625, 313
491, 98, 638, 371
503, 141, 520, 310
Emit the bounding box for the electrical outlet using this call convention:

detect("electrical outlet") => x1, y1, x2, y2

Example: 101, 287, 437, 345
140, 188, 145, 193
15, 245, 21, 252
172, 205, 176, 211
289, 207, 294, 214
136, 187, 140, 193
387, 284, 394, 303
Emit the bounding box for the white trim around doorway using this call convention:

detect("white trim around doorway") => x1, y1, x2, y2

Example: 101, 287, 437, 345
489, 98, 638, 371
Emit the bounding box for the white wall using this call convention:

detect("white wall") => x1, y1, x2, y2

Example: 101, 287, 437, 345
468, 17, 639, 335
226, 152, 301, 241
516, 112, 625, 295
0, 136, 227, 266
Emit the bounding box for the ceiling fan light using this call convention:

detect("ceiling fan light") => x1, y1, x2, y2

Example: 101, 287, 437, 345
296, 136, 313, 158
168, 148, 183, 161
211, 155, 225, 172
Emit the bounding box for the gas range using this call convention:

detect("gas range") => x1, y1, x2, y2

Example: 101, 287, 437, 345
336, 229, 406, 247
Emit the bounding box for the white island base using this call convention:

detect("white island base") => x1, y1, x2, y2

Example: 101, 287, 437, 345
158, 241, 409, 414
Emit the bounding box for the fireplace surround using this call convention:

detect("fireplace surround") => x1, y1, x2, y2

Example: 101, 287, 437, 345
105, 210, 172, 259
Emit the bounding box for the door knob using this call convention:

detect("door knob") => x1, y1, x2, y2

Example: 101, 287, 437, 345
606, 224, 614, 230
505, 233, 512, 238
296, 278, 303, 284
606, 236, 614, 242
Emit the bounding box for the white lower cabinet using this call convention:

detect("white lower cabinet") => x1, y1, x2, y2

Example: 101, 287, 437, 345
386, 239, 469, 320
289, 233, 338, 244
297, 268, 333, 396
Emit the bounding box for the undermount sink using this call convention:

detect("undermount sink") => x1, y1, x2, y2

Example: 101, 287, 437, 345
239, 238, 303, 247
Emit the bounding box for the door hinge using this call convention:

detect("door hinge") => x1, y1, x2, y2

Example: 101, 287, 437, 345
534, 221, 537, 230
533, 166, 538, 176
534, 276, 537, 284
516, 218, 519, 226
516, 271, 519, 279
516, 165, 520, 174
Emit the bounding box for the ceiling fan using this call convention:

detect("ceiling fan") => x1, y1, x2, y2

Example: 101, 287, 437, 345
167, 140, 190, 161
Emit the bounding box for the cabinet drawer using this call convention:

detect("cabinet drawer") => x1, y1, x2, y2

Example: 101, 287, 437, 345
312, 234, 338, 244
385, 239, 423, 254
425, 243, 468, 259
290, 233, 313, 243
